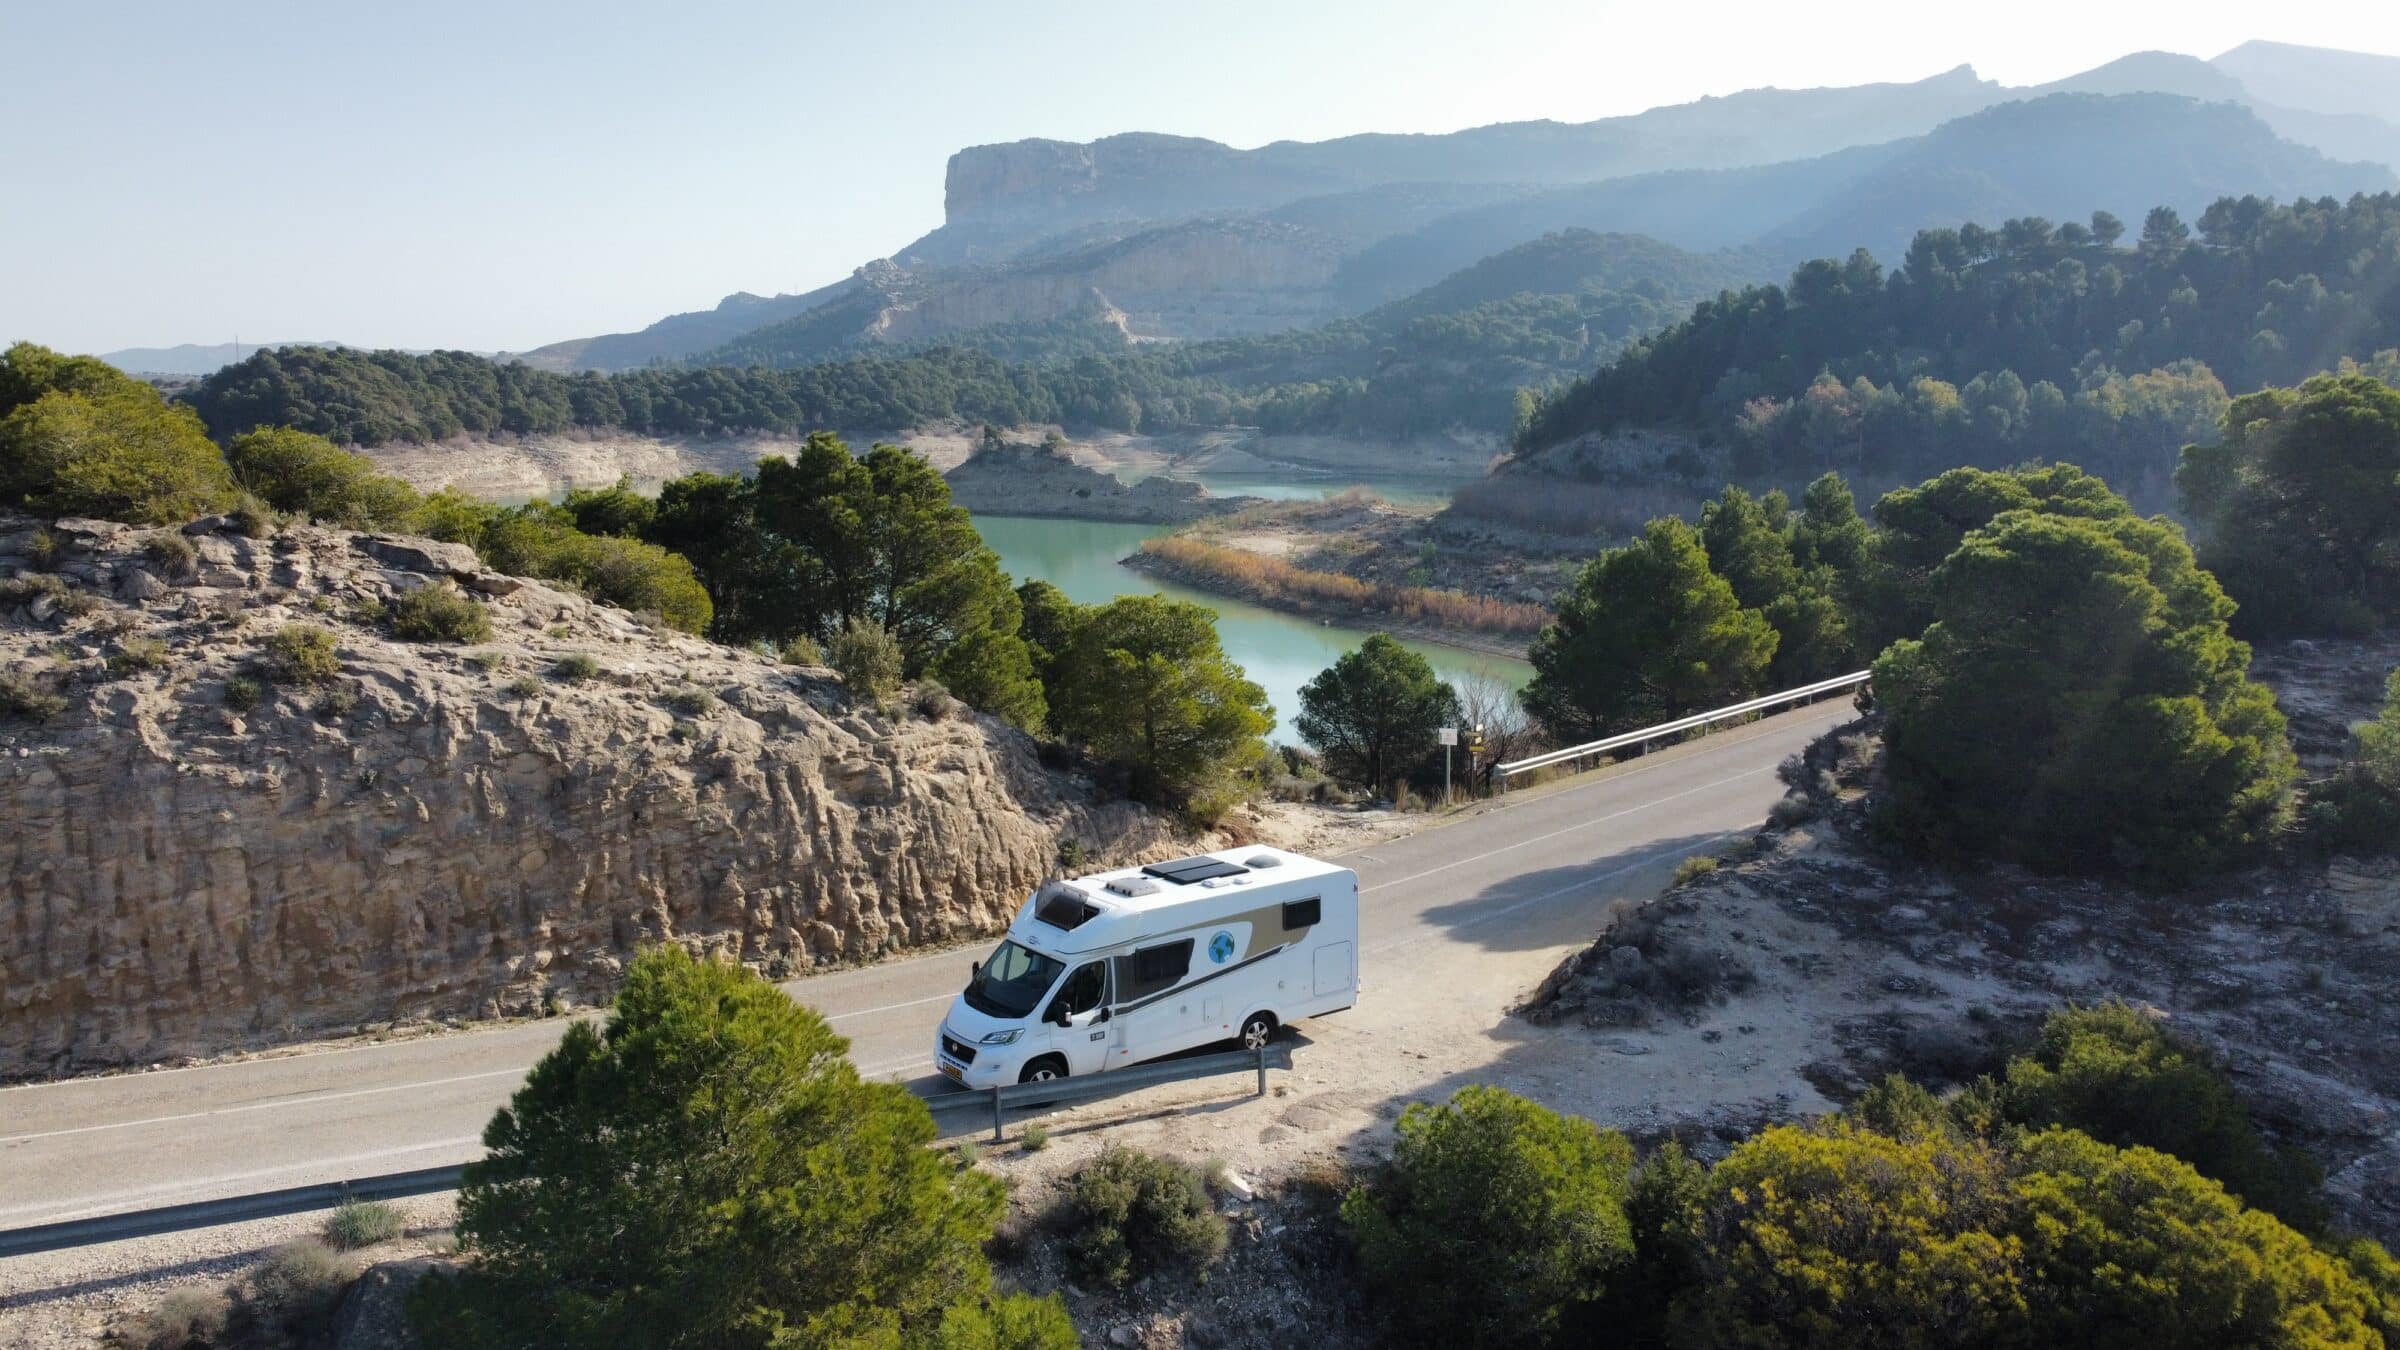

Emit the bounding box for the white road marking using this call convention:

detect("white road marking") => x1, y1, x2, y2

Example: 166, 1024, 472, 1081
0, 1068, 526, 1147
819, 992, 956, 1023
1361, 765, 1772, 896
0, 1135, 485, 1225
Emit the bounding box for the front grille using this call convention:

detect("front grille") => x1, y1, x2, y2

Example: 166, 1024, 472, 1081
940, 1033, 978, 1065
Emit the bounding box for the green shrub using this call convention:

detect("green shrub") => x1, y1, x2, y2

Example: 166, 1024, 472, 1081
388, 584, 492, 644
2006, 1128, 2382, 1348
1874, 507, 2296, 880
464, 649, 505, 672
778, 634, 824, 666
929, 625, 1045, 731
223, 674, 265, 711
1043, 594, 1271, 813
2311, 668, 2400, 855
1295, 634, 1461, 790
1680, 1118, 2385, 1349
0, 374, 235, 524
324, 1197, 406, 1250
123, 1285, 230, 1350
107, 636, 170, 676
143, 531, 197, 579
1019, 1122, 1048, 1153
474, 506, 713, 634
1341, 1085, 1636, 1346
228, 491, 282, 539
551, 653, 601, 682
912, 679, 957, 721
406, 946, 1047, 1348
262, 623, 340, 684
830, 616, 903, 700
1670, 854, 1719, 887
507, 675, 543, 698
1061, 1146, 1228, 1288
1996, 1001, 2325, 1230
240, 1237, 353, 1344
227, 426, 421, 529
663, 684, 717, 717
314, 682, 359, 720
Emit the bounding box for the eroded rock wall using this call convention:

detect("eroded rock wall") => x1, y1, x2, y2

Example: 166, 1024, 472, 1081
0, 515, 1182, 1076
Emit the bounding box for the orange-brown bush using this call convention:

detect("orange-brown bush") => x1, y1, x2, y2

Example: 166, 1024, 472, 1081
1139, 537, 1549, 636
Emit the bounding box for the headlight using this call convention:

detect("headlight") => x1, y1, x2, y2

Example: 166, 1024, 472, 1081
979, 1028, 1023, 1045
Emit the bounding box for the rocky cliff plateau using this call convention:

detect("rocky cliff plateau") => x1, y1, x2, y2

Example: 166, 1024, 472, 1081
0, 513, 1185, 1078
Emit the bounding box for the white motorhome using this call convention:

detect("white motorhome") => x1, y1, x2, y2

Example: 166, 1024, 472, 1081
933, 846, 1359, 1087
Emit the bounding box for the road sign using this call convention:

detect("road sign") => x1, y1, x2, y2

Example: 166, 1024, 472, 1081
1437, 726, 1457, 745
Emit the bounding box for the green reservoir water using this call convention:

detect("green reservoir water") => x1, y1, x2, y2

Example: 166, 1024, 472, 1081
974, 515, 1528, 735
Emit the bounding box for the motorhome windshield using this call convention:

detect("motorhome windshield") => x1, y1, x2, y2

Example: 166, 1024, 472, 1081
962, 940, 1064, 1019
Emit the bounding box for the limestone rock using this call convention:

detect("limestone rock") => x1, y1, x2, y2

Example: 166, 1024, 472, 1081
352, 533, 480, 577
1, 512, 1185, 1076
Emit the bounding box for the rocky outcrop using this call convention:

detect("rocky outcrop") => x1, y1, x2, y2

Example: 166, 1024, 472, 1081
0, 514, 1186, 1077
943, 441, 1261, 524
1525, 701, 2400, 1243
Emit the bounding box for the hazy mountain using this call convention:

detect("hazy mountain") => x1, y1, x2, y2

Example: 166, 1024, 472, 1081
512, 279, 857, 373
1374, 230, 1762, 319
100, 341, 347, 376
2213, 40, 2400, 125
527, 43, 2400, 373
1764, 93, 2392, 261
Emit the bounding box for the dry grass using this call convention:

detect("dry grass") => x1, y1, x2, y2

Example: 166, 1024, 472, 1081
1140, 536, 1548, 636
1446, 475, 1691, 538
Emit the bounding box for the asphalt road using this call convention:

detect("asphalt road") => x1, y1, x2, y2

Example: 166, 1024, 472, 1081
0, 702, 1850, 1231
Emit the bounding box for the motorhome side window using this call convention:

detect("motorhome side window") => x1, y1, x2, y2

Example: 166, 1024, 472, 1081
1281, 898, 1321, 931
1051, 962, 1107, 1017
1117, 940, 1194, 1001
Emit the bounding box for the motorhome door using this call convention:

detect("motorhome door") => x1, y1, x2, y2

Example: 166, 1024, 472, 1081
1044, 960, 1113, 1075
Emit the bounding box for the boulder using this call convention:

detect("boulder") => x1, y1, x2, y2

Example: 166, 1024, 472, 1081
117, 568, 167, 603
352, 534, 481, 577
462, 571, 524, 597
182, 514, 237, 536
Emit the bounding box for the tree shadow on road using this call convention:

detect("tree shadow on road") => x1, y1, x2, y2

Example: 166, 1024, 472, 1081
1388, 829, 1739, 954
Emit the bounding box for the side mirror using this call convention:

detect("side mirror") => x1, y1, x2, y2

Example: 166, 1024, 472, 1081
1047, 1003, 1072, 1027
970, 961, 981, 980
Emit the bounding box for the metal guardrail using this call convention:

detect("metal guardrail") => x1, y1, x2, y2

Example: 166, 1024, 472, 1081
0, 1164, 469, 1260
920, 1041, 1290, 1143
0, 1043, 1293, 1258
1495, 670, 1871, 786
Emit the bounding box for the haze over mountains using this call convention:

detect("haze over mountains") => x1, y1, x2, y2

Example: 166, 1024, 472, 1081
484, 41, 2400, 378
102, 40, 2400, 385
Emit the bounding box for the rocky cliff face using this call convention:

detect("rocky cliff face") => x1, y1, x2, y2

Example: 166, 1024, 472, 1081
942, 441, 1260, 524
0, 514, 1184, 1077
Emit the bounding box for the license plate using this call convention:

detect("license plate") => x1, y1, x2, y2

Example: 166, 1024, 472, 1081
939, 1060, 963, 1082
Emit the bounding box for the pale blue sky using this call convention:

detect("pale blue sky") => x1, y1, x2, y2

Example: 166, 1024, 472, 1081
4, 0, 2394, 355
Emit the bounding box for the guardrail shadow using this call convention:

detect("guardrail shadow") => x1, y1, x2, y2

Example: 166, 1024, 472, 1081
919, 1036, 1305, 1144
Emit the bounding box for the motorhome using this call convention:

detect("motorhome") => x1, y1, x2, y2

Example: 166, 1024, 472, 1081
933, 845, 1359, 1088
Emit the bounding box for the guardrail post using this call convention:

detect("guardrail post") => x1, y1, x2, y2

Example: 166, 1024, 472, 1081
990, 1086, 1005, 1144
1255, 1042, 1267, 1096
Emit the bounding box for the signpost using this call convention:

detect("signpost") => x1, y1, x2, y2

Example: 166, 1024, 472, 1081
1438, 726, 1457, 803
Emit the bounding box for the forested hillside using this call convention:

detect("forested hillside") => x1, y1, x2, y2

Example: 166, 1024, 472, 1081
185, 234, 1750, 447
1517, 193, 2400, 492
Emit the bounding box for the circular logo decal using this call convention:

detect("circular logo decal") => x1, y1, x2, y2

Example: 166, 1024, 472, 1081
1208, 931, 1236, 965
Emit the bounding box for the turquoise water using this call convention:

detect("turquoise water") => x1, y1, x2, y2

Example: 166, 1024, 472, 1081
974, 514, 1528, 736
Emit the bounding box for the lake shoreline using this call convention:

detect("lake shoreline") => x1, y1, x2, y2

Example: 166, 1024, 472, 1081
1118, 546, 1536, 662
